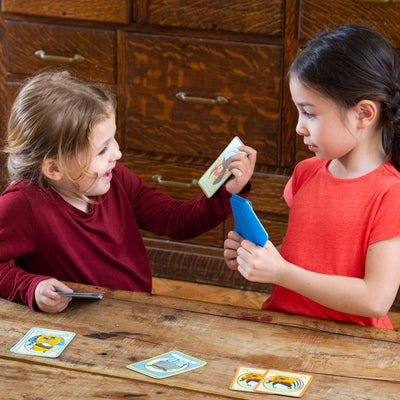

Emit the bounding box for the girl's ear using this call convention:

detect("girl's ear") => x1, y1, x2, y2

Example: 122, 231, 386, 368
355, 100, 378, 129
41, 159, 63, 181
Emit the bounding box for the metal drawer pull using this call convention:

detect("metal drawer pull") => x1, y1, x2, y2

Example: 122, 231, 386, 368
176, 92, 228, 105
152, 174, 199, 188
34, 50, 85, 63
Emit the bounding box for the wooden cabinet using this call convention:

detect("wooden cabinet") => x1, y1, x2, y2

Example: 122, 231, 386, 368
1, 0, 399, 293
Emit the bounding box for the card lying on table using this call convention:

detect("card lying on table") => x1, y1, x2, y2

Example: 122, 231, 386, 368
230, 366, 313, 397
10, 327, 75, 358
230, 194, 268, 247
126, 351, 206, 379
229, 366, 268, 392
199, 136, 246, 198
255, 369, 314, 397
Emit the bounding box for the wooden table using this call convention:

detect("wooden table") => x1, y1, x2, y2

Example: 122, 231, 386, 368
1, 282, 400, 399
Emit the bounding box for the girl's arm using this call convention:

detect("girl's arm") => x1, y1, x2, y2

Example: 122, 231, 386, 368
230, 232, 400, 317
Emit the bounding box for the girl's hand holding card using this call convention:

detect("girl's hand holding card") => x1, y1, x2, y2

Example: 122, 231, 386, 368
199, 136, 257, 198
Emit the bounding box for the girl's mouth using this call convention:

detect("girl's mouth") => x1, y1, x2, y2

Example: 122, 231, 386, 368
102, 169, 113, 181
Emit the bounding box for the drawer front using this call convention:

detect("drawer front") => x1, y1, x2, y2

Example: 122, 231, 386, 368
121, 157, 289, 246
2, 0, 130, 24
125, 34, 283, 169
299, 0, 400, 47
146, 0, 284, 37
122, 157, 226, 248
123, 158, 289, 217
6, 21, 116, 84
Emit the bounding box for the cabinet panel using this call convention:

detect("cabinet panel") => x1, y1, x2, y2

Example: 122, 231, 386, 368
125, 33, 283, 169
2, 0, 130, 24
147, 0, 284, 37
299, 0, 400, 47
6, 21, 116, 84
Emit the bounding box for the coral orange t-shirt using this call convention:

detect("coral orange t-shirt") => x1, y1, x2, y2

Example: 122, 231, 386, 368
263, 157, 400, 329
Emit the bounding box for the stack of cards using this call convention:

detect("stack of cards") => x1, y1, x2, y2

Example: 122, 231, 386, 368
126, 351, 206, 379
230, 366, 313, 397
10, 327, 75, 358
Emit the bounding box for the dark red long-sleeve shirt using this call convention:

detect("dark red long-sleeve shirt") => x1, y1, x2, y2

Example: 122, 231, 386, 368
0, 162, 244, 309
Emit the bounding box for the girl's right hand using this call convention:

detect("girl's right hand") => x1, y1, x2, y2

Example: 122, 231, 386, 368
224, 230, 244, 270
34, 278, 73, 313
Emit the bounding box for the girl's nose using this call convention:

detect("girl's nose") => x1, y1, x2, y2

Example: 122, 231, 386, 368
296, 120, 309, 137
112, 138, 122, 161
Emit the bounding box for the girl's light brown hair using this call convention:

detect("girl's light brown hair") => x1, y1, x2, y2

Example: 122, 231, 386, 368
4, 71, 116, 196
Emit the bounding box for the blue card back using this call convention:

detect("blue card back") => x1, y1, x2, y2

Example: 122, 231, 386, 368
230, 194, 268, 247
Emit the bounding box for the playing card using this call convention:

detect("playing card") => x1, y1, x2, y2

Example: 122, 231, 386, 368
126, 351, 206, 379
230, 193, 268, 246
58, 292, 103, 299
255, 369, 313, 397
229, 366, 268, 392
198, 136, 246, 198
10, 327, 75, 358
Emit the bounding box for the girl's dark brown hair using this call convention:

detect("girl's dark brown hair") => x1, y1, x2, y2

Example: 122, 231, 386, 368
289, 24, 400, 171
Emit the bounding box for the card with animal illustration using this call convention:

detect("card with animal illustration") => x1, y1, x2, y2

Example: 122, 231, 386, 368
255, 369, 313, 397
199, 136, 246, 198
229, 366, 268, 392
10, 327, 75, 358
126, 350, 206, 379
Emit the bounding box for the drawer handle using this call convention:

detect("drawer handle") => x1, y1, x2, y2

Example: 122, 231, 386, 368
152, 174, 199, 188
34, 50, 85, 64
176, 92, 229, 105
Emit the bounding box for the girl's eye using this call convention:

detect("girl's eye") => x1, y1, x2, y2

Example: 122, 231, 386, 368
98, 147, 108, 156
303, 111, 315, 119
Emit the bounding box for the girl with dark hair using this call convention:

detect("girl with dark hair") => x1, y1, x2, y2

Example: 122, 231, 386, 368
224, 24, 400, 328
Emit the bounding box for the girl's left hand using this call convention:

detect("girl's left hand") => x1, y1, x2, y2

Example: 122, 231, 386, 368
236, 239, 287, 284
224, 145, 257, 194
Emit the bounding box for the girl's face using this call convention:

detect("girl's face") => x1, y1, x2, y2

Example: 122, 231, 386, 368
69, 113, 122, 198
289, 75, 359, 161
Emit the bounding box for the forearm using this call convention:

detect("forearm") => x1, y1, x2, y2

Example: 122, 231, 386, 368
278, 262, 393, 317
0, 260, 47, 309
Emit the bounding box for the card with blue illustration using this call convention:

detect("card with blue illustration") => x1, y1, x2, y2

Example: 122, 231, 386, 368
10, 327, 75, 358
126, 350, 206, 379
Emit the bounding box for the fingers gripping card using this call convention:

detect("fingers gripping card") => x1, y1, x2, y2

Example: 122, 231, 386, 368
199, 136, 246, 198
230, 194, 268, 246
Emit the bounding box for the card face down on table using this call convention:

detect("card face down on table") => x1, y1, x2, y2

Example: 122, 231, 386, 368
199, 136, 246, 198
230, 194, 268, 247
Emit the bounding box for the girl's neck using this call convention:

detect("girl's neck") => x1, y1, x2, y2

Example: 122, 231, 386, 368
328, 147, 386, 179
328, 125, 386, 179
51, 186, 91, 213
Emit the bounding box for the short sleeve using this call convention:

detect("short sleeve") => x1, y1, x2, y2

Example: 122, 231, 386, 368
370, 182, 400, 244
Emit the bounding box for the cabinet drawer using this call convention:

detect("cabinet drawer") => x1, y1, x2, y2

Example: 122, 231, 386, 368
146, 0, 284, 37
122, 157, 225, 248
2, 0, 130, 24
299, 0, 400, 47
121, 157, 289, 245
125, 34, 283, 169
6, 21, 116, 84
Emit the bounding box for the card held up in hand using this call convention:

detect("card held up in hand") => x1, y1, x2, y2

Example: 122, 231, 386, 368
199, 136, 246, 198
230, 194, 268, 247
